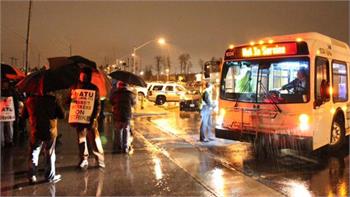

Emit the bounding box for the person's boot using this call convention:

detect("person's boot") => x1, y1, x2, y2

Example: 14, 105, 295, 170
78, 142, 88, 169
46, 174, 62, 183
79, 159, 88, 170
29, 165, 38, 184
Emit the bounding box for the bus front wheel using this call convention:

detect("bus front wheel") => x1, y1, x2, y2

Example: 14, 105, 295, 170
329, 118, 345, 151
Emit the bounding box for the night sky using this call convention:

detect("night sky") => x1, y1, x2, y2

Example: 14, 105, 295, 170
1, 1, 349, 73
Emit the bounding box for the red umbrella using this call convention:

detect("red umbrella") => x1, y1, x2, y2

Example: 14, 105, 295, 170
1, 64, 25, 81
91, 70, 111, 98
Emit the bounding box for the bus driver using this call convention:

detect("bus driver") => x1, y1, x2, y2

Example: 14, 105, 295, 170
281, 67, 308, 94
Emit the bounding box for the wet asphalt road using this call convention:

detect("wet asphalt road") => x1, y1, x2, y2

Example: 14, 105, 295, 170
152, 105, 349, 197
1, 103, 349, 196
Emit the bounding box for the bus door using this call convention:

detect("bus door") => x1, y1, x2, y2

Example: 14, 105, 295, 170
313, 57, 332, 149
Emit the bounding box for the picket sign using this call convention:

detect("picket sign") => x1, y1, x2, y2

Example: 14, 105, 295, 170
68, 89, 96, 124
0, 97, 15, 122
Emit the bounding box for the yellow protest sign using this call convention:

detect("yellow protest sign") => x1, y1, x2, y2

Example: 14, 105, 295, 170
0, 97, 15, 122
68, 89, 96, 124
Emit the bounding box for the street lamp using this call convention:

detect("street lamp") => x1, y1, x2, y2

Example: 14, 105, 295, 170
133, 37, 166, 74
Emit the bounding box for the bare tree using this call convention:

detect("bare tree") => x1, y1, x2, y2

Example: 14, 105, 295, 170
155, 56, 163, 81
165, 55, 171, 72
144, 65, 153, 81
178, 53, 191, 74
186, 61, 192, 74
199, 58, 205, 76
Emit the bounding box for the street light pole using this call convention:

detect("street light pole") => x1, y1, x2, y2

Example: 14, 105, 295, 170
132, 47, 136, 73
132, 38, 166, 74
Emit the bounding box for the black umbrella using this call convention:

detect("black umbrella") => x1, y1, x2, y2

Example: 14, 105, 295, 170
109, 70, 147, 87
68, 56, 97, 69
17, 55, 110, 96
48, 55, 97, 70
16, 65, 80, 95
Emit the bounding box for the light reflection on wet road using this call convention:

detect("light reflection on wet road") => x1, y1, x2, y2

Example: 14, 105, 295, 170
150, 107, 349, 197
1, 103, 349, 196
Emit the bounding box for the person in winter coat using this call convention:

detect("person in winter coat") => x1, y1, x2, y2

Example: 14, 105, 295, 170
22, 93, 64, 183
68, 67, 105, 169
109, 81, 136, 153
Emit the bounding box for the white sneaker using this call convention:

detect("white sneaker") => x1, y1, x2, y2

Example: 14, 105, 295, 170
47, 174, 61, 183
98, 162, 105, 169
29, 175, 37, 184
79, 160, 88, 169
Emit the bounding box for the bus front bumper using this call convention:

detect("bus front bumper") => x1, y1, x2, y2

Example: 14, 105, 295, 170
215, 127, 313, 151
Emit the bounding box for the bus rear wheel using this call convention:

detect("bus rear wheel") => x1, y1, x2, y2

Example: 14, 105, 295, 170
329, 118, 345, 151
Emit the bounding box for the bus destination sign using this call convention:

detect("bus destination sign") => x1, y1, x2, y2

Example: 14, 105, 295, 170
225, 42, 300, 60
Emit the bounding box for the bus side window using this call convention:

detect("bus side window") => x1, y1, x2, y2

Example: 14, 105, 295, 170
332, 61, 348, 102
315, 57, 330, 107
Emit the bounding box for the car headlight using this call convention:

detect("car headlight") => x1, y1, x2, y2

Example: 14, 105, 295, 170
298, 114, 309, 131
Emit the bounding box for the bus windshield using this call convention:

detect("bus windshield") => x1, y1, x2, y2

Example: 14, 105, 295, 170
220, 57, 310, 104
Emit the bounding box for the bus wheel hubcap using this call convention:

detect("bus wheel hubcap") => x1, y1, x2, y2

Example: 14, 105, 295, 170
330, 123, 341, 145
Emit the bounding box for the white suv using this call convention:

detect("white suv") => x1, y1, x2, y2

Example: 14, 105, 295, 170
147, 83, 187, 105
135, 82, 154, 98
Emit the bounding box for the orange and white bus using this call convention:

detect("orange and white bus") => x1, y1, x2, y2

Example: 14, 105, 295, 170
216, 32, 350, 151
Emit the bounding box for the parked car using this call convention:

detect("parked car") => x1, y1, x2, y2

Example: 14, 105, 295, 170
147, 82, 187, 105
179, 89, 201, 111
135, 82, 157, 99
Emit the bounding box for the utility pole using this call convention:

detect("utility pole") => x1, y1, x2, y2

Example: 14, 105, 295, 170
22, 51, 25, 69
69, 44, 72, 56
25, 0, 32, 75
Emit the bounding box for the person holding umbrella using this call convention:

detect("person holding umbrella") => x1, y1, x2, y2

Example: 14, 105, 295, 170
109, 81, 136, 153
22, 92, 64, 183
68, 67, 105, 169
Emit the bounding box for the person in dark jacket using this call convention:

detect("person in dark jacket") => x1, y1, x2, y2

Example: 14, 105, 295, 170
109, 81, 136, 153
68, 67, 105, 169
22, 93, 64, 183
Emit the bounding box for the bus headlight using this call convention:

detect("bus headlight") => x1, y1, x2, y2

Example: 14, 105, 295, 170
216, 108, 226, 126
298, 114, 309, 131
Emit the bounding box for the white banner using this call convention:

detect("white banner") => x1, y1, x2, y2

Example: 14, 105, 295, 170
0, 97, 15, 122
68, 89, 96, 124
